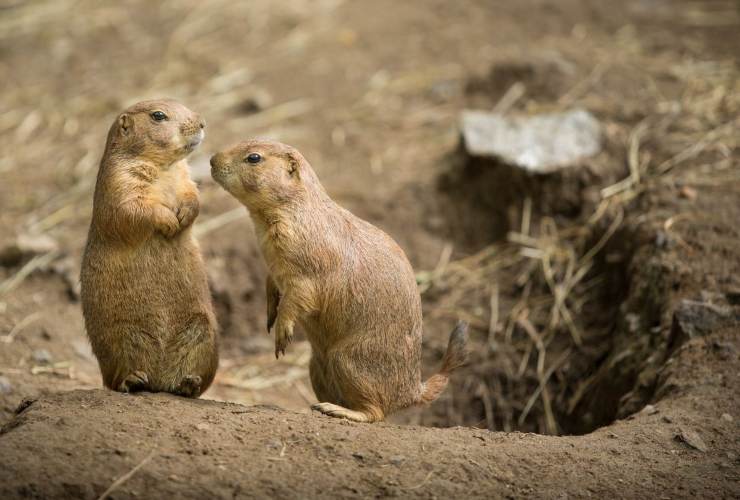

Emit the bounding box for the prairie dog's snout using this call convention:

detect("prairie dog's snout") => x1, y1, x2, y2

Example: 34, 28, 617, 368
185, 128, 204, 150
180, 115, 205, 151
183, 114, 205, 134
209, 148, 244, 179
209, 152, 224, 169
209, 152, 232, 189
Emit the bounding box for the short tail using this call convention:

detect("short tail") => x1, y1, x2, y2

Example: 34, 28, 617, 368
418, 321, 469, 404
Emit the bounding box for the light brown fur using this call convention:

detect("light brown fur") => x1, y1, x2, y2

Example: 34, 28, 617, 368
210, 139, 468, 422
80, 99, 218, 397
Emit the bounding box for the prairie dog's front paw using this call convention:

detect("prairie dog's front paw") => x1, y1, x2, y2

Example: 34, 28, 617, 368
154, 205, 180, 238
274, 319, 294, 359
176, 196, 200, 229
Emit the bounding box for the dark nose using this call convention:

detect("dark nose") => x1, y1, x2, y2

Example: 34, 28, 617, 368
199, 119, 206, 129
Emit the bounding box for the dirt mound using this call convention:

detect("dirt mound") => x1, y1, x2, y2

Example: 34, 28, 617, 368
1, 326, 737, 499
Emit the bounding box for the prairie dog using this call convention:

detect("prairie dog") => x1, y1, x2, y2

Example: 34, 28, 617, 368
80, 99, 218, 397
210, 139, 467, 422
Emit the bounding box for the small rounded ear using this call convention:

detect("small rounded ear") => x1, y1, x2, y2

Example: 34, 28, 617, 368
118, 113, 133, 135
285, 153, 300, 178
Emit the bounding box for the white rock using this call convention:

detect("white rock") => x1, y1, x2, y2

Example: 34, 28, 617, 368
0, 376, 12, 394
461, 109, 602, 173
32, 349, 52, 365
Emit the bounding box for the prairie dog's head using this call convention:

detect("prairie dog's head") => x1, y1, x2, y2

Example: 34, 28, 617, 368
106, 99, 205, 165
210, 139, 318, 211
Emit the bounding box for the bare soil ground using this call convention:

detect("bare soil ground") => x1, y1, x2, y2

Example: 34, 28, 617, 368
0, 0, 739, 498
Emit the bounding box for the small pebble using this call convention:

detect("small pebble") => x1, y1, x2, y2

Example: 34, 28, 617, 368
678, 186, 697, 201
389, 455, 406, 466
0, 376, 12, 394
625, 313, 640, 333
195, 422, 210, 431
32, 349, 52, 365
675, 428, 708, 452
654, 231, 669, 248
642, 404, 659, 415
265, 438, 282, 450
721, 413, 733, 423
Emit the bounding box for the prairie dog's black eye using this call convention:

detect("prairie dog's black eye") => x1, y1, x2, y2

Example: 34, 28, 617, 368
151, 111, 167, 121
246, 153, 262, 164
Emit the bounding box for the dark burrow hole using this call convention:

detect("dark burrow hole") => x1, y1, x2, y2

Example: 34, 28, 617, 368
404, 144, 667, 436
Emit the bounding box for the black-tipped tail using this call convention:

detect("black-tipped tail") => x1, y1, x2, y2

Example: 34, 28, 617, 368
419, 321, 469, 404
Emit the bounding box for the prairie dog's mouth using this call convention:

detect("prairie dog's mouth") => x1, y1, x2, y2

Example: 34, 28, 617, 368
185, 129, 205, 150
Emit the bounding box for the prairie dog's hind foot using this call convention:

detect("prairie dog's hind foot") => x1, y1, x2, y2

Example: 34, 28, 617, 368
311, 402, 383, 423
117, 371, 150, 393
174, 375, 203, 398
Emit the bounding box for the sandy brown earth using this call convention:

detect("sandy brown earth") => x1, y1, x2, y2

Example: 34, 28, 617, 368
0, 0, 739, 498
1, 327, 738, 499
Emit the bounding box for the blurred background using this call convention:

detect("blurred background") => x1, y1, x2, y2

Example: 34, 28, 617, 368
0, 0, 738, 435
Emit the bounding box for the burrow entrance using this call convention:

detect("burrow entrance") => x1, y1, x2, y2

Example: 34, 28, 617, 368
409, 147, 663, 436
396, 60, 689, 434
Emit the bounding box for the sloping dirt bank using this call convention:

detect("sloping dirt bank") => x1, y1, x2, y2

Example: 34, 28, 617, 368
1, 328, 737, 499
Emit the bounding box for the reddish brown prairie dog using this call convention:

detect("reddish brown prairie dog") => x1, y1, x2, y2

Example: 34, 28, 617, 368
210, 139, 467, 422
80, 99, 218, 397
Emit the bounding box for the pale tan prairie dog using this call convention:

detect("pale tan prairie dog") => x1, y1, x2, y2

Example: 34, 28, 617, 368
210, 139, 467, 422
80, 99, 218, 397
